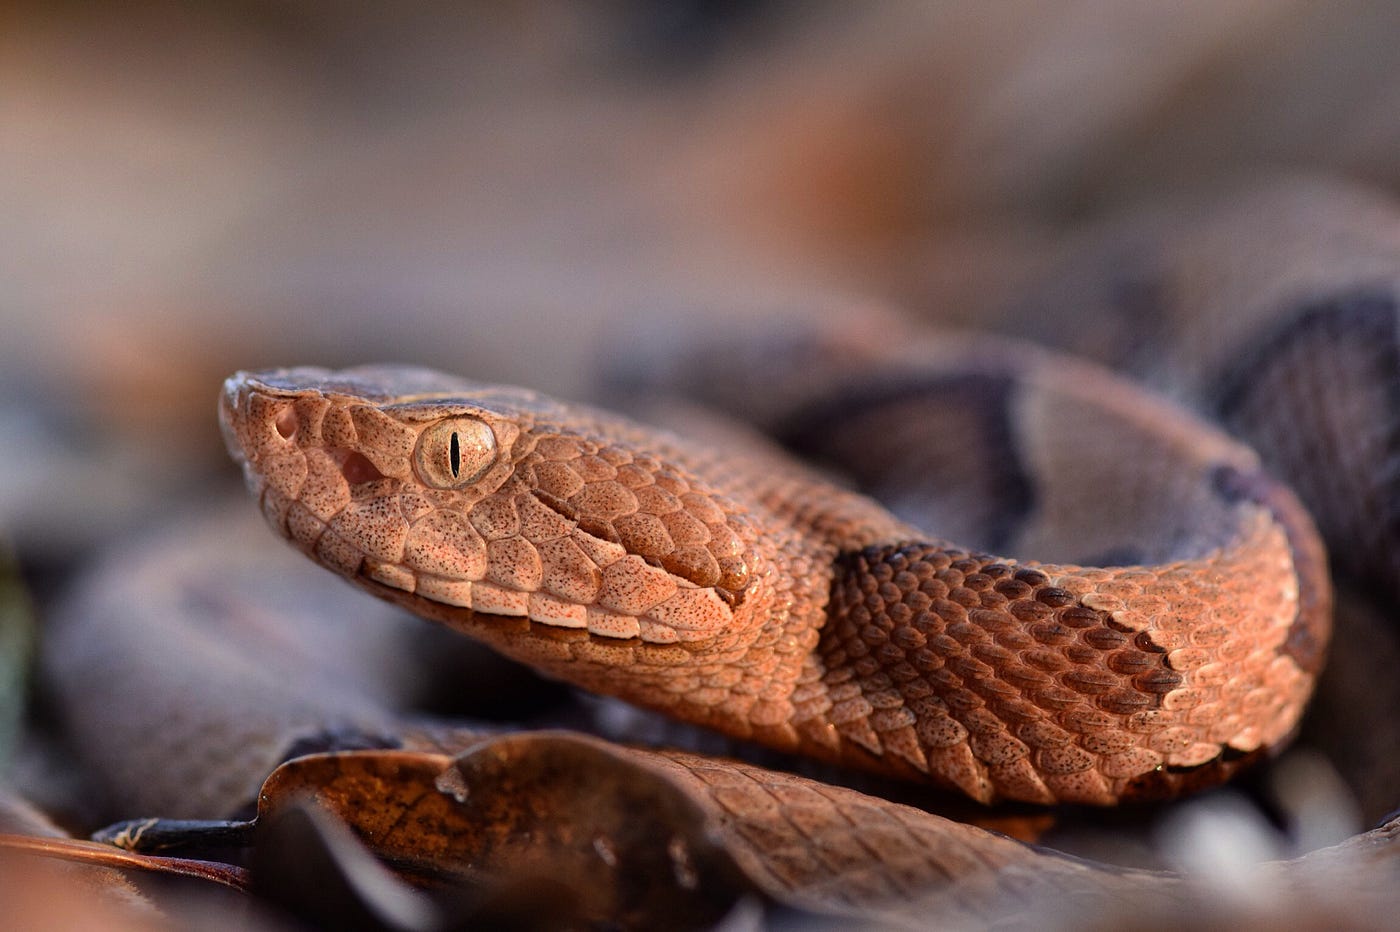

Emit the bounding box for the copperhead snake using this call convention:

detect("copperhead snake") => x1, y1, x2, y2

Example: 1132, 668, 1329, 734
218, 318, 1333, 812
15, 182, 1391, 927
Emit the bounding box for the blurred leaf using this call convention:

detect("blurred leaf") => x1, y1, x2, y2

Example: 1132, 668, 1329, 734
251, 799, 760, 932
0, 848, 172, 931
252, 802, 441, 932
0, 830, 248, 892
0, 541, 34, 771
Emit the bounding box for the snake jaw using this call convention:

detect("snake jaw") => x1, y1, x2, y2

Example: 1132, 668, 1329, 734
220, 367, 752, 649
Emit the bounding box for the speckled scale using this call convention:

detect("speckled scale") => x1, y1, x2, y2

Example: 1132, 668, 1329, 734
818, 540, 1289, 804
523, 443, 758, 595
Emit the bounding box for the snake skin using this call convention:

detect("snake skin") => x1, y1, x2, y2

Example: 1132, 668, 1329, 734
219, 345, 1329, 806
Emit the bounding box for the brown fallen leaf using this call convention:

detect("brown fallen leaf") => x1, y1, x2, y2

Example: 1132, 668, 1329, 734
173, 733, 1168, 926
255, 740, 757, 930
98, 737, 761, 929
252, 802, 445, 932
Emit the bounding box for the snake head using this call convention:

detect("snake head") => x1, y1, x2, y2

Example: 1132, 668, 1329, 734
220, 366, 756, 649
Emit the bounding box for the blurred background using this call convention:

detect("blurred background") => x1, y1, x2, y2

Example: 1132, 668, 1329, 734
3, 2, 1400, 918
6, 0, 1400, 565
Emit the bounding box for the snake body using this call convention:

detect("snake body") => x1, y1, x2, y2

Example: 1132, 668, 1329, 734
219, 335, 1329, 807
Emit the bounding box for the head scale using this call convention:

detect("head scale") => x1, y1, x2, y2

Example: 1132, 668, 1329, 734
220, 366, 752, 648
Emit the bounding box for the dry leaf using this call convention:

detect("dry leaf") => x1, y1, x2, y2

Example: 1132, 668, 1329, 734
256, 740, 754, 930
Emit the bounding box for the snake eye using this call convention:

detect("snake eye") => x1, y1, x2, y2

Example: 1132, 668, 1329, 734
414, 417, 497, 489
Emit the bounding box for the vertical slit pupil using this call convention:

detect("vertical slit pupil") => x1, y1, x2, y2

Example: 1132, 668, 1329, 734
449, 432, 461, 477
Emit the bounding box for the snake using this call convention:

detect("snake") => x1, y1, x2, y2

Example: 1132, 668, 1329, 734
217, 321, 1333, 810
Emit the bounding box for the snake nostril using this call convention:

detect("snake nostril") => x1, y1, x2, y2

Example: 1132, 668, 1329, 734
274, 406, 298, 440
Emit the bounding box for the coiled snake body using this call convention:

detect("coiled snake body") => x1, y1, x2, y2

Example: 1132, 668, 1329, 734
219, 325, 1331, 809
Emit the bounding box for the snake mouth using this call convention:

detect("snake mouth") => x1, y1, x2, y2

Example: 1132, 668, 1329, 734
355, 571, 676, 650
352, 550, 724, 646
361, 558, 729, 646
